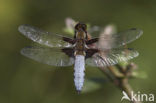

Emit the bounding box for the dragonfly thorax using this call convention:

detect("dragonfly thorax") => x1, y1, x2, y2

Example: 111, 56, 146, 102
74, 39, 86, 56
74, 23, 88, 56
75, 31, 87, 39
75, 22, 87, 39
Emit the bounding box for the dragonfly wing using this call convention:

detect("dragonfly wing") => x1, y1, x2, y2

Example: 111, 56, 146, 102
88, 26, 101, 35
18, 24, 73, 48
21, 46, 74, 66
111, 28, 143, 48
86, 48, 139, 67
92, 28, 143, 49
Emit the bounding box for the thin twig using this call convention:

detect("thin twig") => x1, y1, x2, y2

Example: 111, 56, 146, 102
99, 66, 141, 103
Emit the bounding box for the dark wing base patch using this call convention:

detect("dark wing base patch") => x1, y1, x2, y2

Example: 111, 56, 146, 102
62, 48, 74, 57
86, 49, 99, 59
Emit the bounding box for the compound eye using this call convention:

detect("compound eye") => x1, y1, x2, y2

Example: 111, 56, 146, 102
82, 24, 87, 31
75, 24, 79, 30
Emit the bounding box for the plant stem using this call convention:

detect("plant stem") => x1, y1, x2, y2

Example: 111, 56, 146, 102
99, 66, 142, 103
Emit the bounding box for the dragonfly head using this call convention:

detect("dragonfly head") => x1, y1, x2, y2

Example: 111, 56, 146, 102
75, 22, 87, 39
75, 22, 87, 32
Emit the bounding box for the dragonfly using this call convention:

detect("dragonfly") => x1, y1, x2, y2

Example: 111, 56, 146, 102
18, 22, 143, 93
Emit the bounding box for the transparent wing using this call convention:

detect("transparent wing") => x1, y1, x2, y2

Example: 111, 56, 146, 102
18, 24, 73, 48
91, 28, 143, 49
21, 46, 74, 66
86, 48, 139, 67
88, 26, 102, 36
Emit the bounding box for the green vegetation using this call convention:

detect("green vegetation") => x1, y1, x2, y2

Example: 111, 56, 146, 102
0, 0, 156, 103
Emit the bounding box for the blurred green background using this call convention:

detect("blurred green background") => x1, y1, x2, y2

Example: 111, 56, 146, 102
0, 0, 156, 103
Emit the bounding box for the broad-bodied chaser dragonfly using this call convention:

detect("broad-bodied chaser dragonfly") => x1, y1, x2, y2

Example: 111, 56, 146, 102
19, 22, 143, 93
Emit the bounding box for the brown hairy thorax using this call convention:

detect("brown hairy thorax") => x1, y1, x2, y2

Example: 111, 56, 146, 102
62, 22, 99, 58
